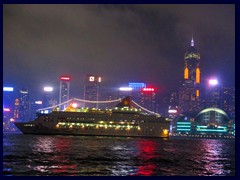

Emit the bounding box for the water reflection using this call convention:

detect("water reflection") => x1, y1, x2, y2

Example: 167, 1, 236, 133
33, 136, 55, 153
134, 139, 158, 176
199, 140, 226, 175
31, 136, 78, 175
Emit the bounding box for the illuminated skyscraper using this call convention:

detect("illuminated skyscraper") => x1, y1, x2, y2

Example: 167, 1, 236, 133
183, 38, 201, 85
222, 86, 235, 119
204, 79, 221, 109
84, 75, 102, 108
19, 88, 30, 122
140, 87, 156, 112
59, 76, 70, 110
13, 99, 20, 120
3, 86, 15, 131
43, 86, 57, 111
179, 38, 201, 116
128, 82, 146, 104
128, 82, 146, 91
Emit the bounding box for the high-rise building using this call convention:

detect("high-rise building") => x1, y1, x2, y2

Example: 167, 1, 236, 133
183, 38, 201, 85
59, 76, 70, 110
204, 79, 221, 109
128, 82, 146, 91
128, 82, 146, 105
3, 86, 14, 118
178, 38, 201, 116
13, 99, 20, 120
84, 75, 102, 108
19, 88, 30, 122
140, 87, 156, 112
118, 87, 133, 99
43, 86, 57, 110
3, 86, 18, 131
30, 100, 43, 119
222, 86, 235, 119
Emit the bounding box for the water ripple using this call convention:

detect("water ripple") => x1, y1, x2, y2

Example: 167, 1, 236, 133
3, 133, 235, 176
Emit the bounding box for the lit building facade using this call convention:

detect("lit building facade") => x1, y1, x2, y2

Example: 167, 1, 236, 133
43, 87, 56, 108
128, 82, 146, 91
171, 108, 234, 138
179, 38, 201, 116
59, 76, 70, 110
128, 82, 146, 106
140, 88, 156, 112
222, 86, 235, 119
204, 80, 221, 109
118, 87, 133, 99
13, 99, 20, 120
30, 100, 43, 119
3, 87, 15, 122
84, 75, 102, 108
19, 88, 30, 122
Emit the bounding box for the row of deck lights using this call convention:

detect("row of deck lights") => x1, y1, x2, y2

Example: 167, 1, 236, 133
56, 122, 141, 130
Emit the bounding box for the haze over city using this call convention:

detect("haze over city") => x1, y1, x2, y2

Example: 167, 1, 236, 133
3, 4, 235, 99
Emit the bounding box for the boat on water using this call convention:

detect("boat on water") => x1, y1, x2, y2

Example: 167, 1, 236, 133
14, 96, 170, 138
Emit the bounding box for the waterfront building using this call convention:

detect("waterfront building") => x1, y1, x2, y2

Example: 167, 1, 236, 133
13, 99, 20, 120
222, 86, 235, 119
3, 87, 15, 128
59, 76, 71, 110
19, 88, 31, 122
171, 108, 234, 138
84, 75, 102, 108
128, 82, 146, 105
30, 100, 43, 119
43, 86, 56, 109
204, 79, 221, 109
128, 82, 146, 91
172, 116, 193, 134
194, 108, 231, 135
118, 87, 133, 98
140, 87, 156, 112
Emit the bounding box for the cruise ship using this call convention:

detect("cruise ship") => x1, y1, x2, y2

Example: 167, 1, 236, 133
14, 97, 170, 138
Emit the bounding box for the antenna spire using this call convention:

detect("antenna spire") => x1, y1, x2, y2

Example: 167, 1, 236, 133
191, 37, 194, 47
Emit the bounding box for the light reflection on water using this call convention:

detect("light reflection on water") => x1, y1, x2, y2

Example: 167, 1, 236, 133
3, 133, 235, 176
198, 139, 233, 176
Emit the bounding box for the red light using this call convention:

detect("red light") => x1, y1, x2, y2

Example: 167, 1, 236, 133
142, 88, 155, 92
60, 76, 70, 81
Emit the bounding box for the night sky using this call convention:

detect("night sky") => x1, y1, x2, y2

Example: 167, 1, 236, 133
3, 4, 235, 99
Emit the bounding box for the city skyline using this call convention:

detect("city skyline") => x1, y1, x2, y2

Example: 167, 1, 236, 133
3, 4, 235, 99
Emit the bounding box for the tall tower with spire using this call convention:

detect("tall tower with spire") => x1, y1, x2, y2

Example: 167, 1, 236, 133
183, 37, 201, 86
178, 38, 202, 117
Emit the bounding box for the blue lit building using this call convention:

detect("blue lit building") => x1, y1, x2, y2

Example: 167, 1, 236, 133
194, 108, 230, 134
172, 108, 234, 138
128, 82, 146, 90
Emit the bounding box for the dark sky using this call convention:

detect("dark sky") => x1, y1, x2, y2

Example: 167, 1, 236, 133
3, 4, 235, 99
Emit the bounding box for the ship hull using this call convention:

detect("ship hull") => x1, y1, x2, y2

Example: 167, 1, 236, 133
14, 121, 169, 138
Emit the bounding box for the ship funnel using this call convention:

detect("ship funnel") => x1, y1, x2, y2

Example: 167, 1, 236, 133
115, 96, 133, 108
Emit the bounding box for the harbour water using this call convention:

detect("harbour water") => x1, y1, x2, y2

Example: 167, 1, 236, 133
3, 132, 235, 176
